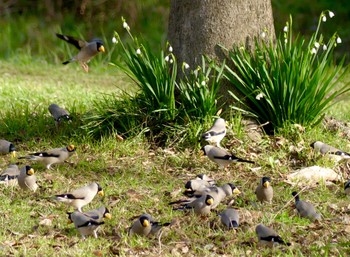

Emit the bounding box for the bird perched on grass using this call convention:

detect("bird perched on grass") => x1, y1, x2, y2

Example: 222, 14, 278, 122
171, 193, 216, 216
0, 139, 16, 157
67, 211, 105, 239
201, 145, 254, 168
310, 141, 350, 161
218, 208, 239, 229
344, 180, 350, 196
202, 118, 226, 148
0, 164, 20, 187
82, 206, 112, 222
18, 165, 38, 192
291, 191, 321, 222
255, 224, 291, 247
255, 177, 273, 203
56, 33, 105, 72
54, 182, 104, 212
184, 176, 215, 197
48, 104, 70, 127
128, 214, 171, 237
19, 144, 76, 170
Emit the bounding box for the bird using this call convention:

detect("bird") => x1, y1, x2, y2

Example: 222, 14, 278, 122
255, 224, 290, 247
17, 165, 38, 192
19, 144, 76, 169
310, 141, 350, 161
56, 33, 105, 72
255, 177, 273, 203
202, 118, 226, 148
67, 211, 105, 239
344, 180, 350, 196
171, 194, 215, 215
174, 183, 240, 210
54, 182, 104, 212
0, 164, 20, 186
184, 174, 216, 197
82, 206, 112, 222
218, 208, 239, 229
128, 214, 171, 237
195, 174, 216, 185
291, 191, 321, 222
0, 139, 16, 157
184, 179, 212, 197
48, 104, 70, 126
201, 145, 254, 168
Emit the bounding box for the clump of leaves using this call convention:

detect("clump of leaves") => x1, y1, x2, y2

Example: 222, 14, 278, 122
223, 12, 350, 134
84, 17, 223, 147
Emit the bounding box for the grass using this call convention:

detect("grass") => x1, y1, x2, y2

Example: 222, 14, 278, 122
1, 58, 350, 256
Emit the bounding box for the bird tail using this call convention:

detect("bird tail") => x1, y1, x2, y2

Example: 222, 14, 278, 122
235, 157, 255, 164
169, 199, 190, 205
62, 60, 70, 65
228, 220, 239, 228
261, 236, 291, 246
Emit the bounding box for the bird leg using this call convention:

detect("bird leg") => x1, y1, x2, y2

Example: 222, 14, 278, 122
80, 62, 89, 72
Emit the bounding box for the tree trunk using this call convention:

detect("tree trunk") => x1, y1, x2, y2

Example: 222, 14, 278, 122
168, 0, 275, 105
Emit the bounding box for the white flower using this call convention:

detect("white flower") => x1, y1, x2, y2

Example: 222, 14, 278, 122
164, 56, 169, 62
123, 21, 129, 29
314, 42, 320, 48
168, 46, 173, 52
201, 81, 206, 86
169, 59, 173, 64
136, 49, 141, 55
322, 15, 327, 22
337, 37, 342, 44
112, 37, 117, 44
311, 48, 317, 54
283, 26, 288, 32
183, 62, 190, 69
329, 11, 335, 18
284, 39, 288, 44
261, 32, 266, 38
256, 93, 265, 100
323, 44, 327, 51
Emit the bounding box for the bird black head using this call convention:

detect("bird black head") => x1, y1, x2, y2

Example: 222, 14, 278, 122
196, 174, 205, 180
95, 41, 105, 52
96, 183, 103, 192
184, 180, 192, 190
310, 142, 316, 148
262, 177, 271, 184
205, 195, 214, 206
291, 191, 300, 201
139, 215, 151, 227
25, 166, 35, 176
344, 181, 350, 190
9, 143, 16, 153
200, 146, 207, 156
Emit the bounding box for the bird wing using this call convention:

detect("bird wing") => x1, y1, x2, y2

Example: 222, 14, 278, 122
56, 33, 87, 50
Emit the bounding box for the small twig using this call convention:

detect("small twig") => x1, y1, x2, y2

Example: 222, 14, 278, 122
268, 185, 309, 225
157, 229, 164, 254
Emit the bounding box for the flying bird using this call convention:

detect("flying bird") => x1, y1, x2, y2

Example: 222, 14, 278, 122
56, 33, 105, 72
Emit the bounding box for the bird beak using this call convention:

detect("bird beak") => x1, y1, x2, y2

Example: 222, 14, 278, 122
99, 45, 105, 52
263, 181, 270, 188
199, 150, 204, 157
28, 168, 35, 175
233, 188, 241, 195
67, 219, 72, 224
104, 213, 112, 220
142, 219, 150, 227
98, 190, 104, 197
11, 151, 16, 158
206, 198, 214, 205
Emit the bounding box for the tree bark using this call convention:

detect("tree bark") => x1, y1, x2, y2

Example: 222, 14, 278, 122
168, 0, 275, 105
